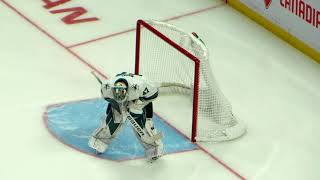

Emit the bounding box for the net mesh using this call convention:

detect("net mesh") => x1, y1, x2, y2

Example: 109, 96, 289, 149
136, 20, 246, 141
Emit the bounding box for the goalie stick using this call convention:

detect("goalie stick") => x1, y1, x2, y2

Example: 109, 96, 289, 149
91, 71, 163, 144
91, 71, 103, 84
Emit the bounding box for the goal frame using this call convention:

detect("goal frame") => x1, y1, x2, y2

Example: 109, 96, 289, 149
134, 19, 200, 142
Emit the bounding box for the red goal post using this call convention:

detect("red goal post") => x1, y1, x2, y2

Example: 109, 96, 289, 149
134, 19, 246, 142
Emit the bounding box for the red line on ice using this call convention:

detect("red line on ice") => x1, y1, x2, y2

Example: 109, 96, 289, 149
67, 3, 226, 48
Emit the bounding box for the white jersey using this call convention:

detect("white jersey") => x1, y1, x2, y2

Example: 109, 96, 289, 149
101, 73, 158, 103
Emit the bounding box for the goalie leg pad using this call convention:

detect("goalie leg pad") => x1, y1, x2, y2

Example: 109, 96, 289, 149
144, 118, 164, 160
88, 107, 123, 153
132, 116, 164, 160
88, 127, 112, 153
144, 140, 163, 161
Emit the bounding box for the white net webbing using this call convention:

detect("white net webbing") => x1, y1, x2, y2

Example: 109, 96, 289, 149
136, 20, 246, 141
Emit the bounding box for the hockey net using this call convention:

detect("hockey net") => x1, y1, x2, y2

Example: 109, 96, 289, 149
135, 20, 246, 142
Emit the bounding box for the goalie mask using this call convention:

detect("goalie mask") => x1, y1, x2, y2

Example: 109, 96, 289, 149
112, 79, 128, 102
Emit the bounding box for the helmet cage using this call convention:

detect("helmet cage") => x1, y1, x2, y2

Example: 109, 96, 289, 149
111, 80, 128, 102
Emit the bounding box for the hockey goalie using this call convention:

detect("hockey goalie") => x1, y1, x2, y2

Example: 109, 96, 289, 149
88, 72, 163, 162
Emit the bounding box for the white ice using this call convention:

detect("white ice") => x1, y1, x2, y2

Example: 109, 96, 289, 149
0, 0, 319, 179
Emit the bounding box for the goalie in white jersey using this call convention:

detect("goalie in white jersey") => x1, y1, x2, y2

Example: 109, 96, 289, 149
88, 72, 163, 161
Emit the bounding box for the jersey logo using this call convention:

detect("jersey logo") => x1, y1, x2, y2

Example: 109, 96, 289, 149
143, 87, 149, 95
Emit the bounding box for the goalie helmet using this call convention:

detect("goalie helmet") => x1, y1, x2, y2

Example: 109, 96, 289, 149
112, 78, 128, 102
